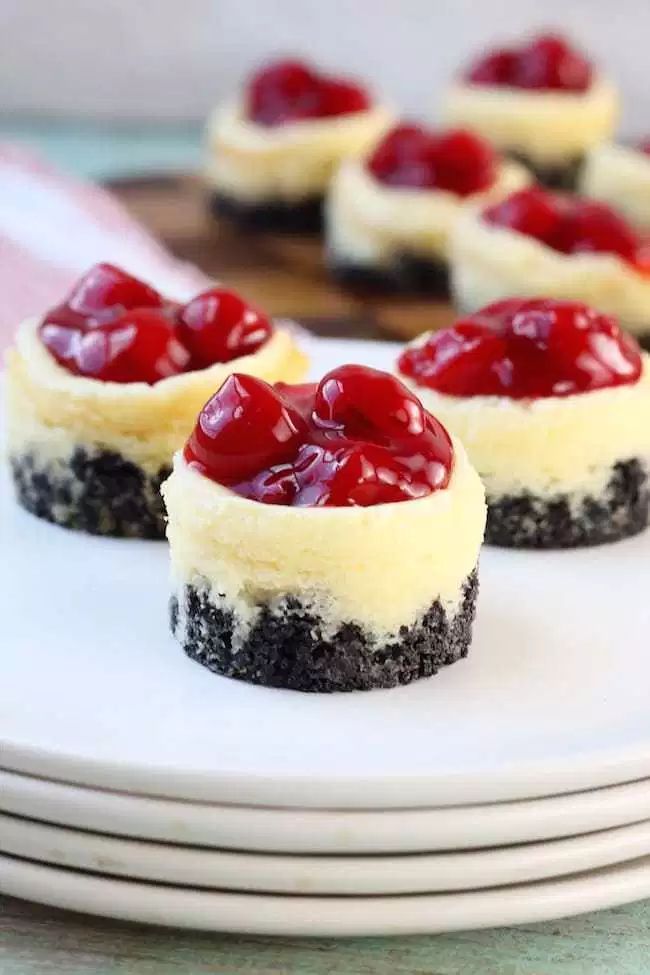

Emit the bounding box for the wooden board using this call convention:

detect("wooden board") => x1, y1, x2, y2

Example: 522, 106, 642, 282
110, 174, 456, 342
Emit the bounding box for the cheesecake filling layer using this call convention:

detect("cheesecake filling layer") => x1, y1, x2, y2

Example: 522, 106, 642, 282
162, 442, 486, 641
205, 99, 393, 203
401, 358, 650, 500
5, 316, 308, 473
450, 214, 650, 336
443, 76, 618, 166
581, 143, 650, 231
326, 156, 529, 266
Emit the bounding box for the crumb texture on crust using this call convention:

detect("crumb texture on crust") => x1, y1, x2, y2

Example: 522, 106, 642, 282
170, 570, 478, 693
329, 253, 449, 296
11, 448, 170, 538
4, 317, 308, 472
443, 76, 618, 164
209, 192, 323, 233
450, 211, 650, 335
485, 459, 649, 548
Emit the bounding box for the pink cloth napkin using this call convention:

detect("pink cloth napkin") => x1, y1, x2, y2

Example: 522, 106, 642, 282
0, 144, 209, 351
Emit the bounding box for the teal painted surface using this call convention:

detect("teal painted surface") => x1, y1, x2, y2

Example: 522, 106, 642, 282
1, 122, 650, 973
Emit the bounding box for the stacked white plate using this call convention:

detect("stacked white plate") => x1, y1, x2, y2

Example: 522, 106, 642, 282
3, 337, 650, 936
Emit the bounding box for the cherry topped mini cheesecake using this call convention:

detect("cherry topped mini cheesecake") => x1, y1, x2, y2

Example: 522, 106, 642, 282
581, 139, 650, 233
163, 365, 486, 692
443, 33, 618, 189
451, 186, 650, 347
5, 263, 307, 538
326, 123, 530, 295
398, 298, 650, 548
205, 58, 392, 234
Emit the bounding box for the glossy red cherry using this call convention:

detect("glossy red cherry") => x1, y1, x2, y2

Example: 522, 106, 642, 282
41, 309, 190, 384
484, 187, 559, 242
638, 139, 650, 156
246, 58, 370, 126
176, 288, 273, 368
63, 263, 162, 322
464, 32, 592, 92
398, 298, 642, 399
367, 125, 496, 196
184, 374, 307, 484
184, 366, 453, 507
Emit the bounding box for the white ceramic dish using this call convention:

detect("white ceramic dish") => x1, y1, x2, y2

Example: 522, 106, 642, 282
5, 769, 650, 854
5, 811, 650, 895
3, 336, 650, 810
3, 852, 650, 936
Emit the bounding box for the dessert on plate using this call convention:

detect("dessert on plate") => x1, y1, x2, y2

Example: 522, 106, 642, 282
205, 58, 392, 233
398, 297, 650, 548
163, 365, 486, 692
443, 32, 618, 189
326, 123, 530, 295
581, 139, 650, 232
450, 186, 650, 347
5, 263, 307, 538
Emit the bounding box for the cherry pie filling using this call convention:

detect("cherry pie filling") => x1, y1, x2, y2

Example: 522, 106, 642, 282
464, 32, 593, 93
184, 365, 453, 507
246, 59, 371, 127
39, 264, 273, 384
366, 124, 497, 196
482, 187, 650, 274
398, 297, 642, 399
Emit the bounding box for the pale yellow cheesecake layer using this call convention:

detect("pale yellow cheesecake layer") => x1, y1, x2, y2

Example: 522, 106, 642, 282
163, 441, 486, 638
204, 98, 393, 202
399, 354, 650, 498
450, 211, 650, 336
4, 317, 308, 473
581, 143, 650, 231
443, 76, 618, 166
326, 156, 530, 265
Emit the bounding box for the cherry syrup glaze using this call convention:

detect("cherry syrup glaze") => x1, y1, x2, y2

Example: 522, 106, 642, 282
39, 264, 273, 383
246, 59, 371, 126
367, 124, 497, 196
184, 366, 453, 507
482, 187, 650, 273
464, 32, 593, 92
398, 298, 642, 399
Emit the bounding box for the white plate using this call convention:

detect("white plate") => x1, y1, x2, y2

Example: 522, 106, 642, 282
5, 812, 650, 895
6, 769, 650, 854
3, 852, 650, 936
3, 336, 650, 809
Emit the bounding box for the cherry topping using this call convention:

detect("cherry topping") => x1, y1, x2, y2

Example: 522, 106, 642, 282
483, 187, 649, 271
367, 124, 497, 196
637, 138, 650, 156
246, 58, 371, 126
184, 366, 453, 507
40, 266, 274, 383
176, 288, 273, 369
465, 32, 593, 92
398, 298, 642, 399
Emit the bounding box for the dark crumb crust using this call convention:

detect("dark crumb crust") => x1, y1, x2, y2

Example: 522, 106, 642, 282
486, 459, 649, 549
329, 253, 450, 297
209, 191, 323, 234
506, 151, 584, 191
170, 570, 478, 693
11, 448, 170, 539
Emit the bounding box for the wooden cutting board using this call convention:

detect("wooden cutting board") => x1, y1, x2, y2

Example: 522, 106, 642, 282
110, 174, 456, 342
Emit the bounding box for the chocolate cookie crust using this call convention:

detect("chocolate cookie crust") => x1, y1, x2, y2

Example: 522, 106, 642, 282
485, 459, 649, 549
170, 570, 478, 693
11, 448, 170, 539
209, 192, 323, 234
329, 253, 450, 297
507, 151, 584, 191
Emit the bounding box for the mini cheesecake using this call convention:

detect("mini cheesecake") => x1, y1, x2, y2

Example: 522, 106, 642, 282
443, 33, 618, 189
581, 139, 650, 232
205, 58, 392, 234
398, 298, 650, 548
5, 263, 307, 538
164, 365, 486, 692
326, 123, 530, 296
451, 186, 650, 347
